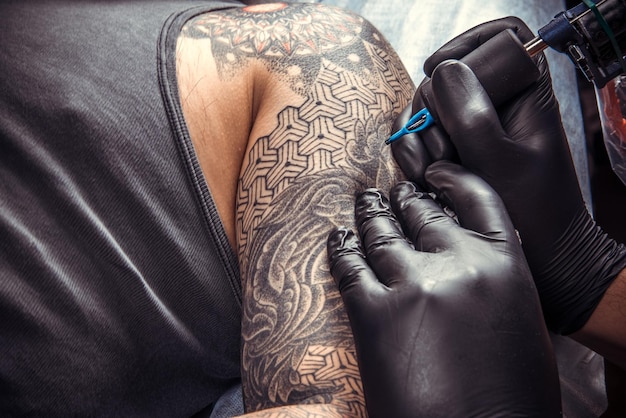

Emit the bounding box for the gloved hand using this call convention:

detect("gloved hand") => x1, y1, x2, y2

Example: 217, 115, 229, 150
327, 162, 561, 418
391, 17, 626, 334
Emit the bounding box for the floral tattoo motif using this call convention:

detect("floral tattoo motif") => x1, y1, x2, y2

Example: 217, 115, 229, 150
182, 3, 394, 96
185, 3, 364, 57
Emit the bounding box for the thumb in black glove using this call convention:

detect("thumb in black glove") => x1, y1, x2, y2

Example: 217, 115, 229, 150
327, 162, 561, 418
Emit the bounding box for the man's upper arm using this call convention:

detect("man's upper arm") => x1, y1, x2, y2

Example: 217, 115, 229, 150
180, 3, 414, 415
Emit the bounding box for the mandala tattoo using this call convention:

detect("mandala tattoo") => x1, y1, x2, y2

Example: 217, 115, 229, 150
183, 3, 414, 415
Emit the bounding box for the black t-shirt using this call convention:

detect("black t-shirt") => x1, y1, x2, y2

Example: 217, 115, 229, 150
0, 1, 243, 415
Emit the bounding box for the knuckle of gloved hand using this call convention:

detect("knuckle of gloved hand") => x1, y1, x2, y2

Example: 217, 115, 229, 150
334, 262, 372, 294
361, 220, 404, 254
363, 237, 394, 259
461, 244, 521, 285
446, 259, 492, 292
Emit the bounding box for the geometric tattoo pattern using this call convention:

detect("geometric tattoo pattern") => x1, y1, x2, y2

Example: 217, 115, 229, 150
182, 3, 414, 415
236, 48, 413, 257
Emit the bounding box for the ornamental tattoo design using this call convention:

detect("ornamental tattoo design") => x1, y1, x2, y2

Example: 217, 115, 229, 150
182, 3, 414, 415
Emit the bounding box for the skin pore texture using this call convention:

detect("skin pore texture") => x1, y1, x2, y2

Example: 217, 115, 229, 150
177, 2, 413, 416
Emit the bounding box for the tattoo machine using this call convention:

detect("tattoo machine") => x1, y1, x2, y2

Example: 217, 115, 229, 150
386, 0, 626, 145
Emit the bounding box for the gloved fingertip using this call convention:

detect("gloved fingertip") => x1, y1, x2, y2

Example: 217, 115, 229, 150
390, 181, 432, 215
505, 16, 535, 43
430, 60, 500, 142
431, 60, 478, 95
355, 189, 393, 227
391, 181, 422, 200
326, 227, 368, 292
327, 227, 361, 260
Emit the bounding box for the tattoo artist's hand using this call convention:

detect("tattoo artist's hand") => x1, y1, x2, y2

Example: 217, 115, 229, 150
392, 17, 626, 334
327, 162, 561, 418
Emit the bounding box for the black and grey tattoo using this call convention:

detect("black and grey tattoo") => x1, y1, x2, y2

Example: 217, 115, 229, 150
182, 3, 414, 415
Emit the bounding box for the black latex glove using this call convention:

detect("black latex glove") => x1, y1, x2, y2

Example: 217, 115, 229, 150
391, 17, 626, 334
327, 162, 561, 418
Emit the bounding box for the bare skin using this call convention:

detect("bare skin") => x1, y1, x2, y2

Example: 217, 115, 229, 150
573, 268, 626, 369
177, 2, 413, 415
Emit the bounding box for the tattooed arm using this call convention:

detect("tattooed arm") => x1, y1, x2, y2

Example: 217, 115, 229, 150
178, 3, 414, 415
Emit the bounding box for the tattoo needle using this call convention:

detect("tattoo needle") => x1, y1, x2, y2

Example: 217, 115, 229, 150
385, 107, 434, 145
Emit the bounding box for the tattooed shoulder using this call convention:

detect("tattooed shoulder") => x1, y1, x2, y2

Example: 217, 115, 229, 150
180, 3, 400, 88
